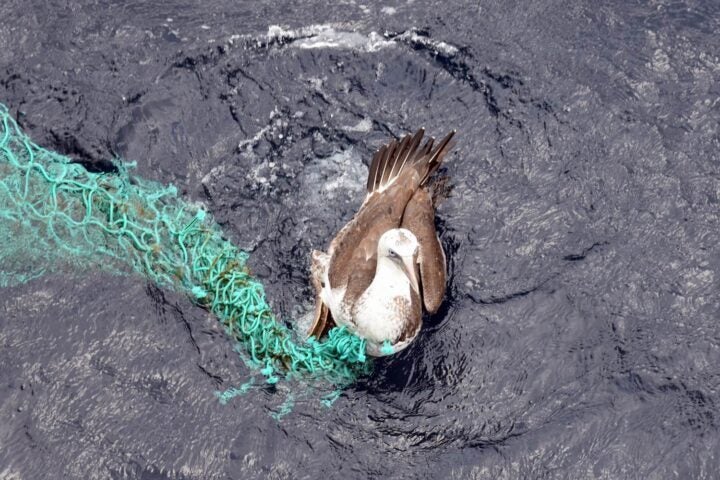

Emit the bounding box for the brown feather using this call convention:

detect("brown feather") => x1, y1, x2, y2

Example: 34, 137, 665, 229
417, 131, 455, 186
308, 300, 335, 338
311, 129, 456, 339
389, 132, 413, 179
399, 286, 423, 342
401, 188, 446, 313
307, 249, 336, 337
367, 129, 427, 194
366, 147, 382, 192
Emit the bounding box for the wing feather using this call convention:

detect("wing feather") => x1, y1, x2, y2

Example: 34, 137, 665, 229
401, 188, 446, 313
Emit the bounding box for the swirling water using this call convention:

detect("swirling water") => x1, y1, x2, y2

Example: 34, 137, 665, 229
1, 1, 720, 478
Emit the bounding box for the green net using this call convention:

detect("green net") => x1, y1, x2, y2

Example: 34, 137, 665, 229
0, 103, 371, 391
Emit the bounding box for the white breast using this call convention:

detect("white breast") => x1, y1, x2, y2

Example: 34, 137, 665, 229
351, 263, 413, 344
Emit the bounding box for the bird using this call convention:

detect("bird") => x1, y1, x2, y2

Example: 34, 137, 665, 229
307, 128, 456, 356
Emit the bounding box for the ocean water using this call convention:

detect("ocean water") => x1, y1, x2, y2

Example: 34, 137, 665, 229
1, 1, 720, 478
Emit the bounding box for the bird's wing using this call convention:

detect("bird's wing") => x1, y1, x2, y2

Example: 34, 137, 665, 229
308, 300, 334, 339
401, 187, 446, 313
326, 180, 416, 308
307, 250, 335, 338
323, 129, 456, 316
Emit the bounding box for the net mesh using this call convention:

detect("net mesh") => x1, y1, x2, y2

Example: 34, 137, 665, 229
0, 103, 370, 389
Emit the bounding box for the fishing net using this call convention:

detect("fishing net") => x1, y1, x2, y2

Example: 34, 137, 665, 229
0, 103, 371, 391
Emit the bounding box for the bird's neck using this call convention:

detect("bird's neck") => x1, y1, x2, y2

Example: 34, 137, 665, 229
372, 256, 411, 290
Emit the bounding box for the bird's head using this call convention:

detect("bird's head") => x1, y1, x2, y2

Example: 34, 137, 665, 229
378, 228, 420, 293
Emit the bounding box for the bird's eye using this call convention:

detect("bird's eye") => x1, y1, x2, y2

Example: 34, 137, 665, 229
389, 249, 398, 258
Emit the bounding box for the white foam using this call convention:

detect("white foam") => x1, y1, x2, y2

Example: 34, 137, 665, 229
298, 146, 367, 206
269, 24, 394, 52
395, 30, 459, 56
227, 24, 459, 57
319, 148, 367, 196
237, 124, 271, 152
343, 117, 373, 133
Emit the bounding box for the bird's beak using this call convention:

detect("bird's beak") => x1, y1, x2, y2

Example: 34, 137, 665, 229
402, 255, 421, 294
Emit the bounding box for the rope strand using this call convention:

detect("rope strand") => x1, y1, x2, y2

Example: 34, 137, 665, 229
0, 103, 371, 388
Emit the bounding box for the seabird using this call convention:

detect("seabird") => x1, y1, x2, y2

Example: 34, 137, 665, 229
308, 128, 456, 356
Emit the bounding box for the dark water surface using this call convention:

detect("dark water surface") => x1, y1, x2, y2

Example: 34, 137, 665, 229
2, 1, 720, 478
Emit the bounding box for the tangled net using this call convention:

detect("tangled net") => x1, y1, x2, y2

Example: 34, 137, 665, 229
0, 103, 370, 388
